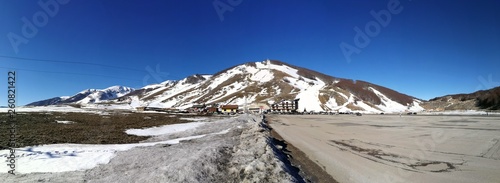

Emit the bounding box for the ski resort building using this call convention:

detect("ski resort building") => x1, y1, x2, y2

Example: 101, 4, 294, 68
271, 99, 299, 113
247, 103, 270, 113
220, 105, 239, 114
189, 104, 206, 113
206, 107, 219, 114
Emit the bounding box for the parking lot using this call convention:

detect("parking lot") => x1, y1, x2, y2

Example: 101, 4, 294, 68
269, 114, 500, 183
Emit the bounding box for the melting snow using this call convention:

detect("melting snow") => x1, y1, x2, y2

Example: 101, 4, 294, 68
56, 120, 75, 124
370, 87, 413, 112
0, 135, 207, 174
179, 117, 208, 121
125, 122, 204, 136
295, 79, 326, 112
250, 69, 274, 82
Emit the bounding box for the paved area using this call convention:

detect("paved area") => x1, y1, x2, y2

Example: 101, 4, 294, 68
269, 115, 500, 183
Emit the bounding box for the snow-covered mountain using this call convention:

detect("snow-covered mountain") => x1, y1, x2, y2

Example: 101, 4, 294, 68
27, 86, 134, 106
118, 60, 423, 113
28, 60, 425, 112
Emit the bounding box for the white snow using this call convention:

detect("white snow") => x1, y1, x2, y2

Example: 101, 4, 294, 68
125, 122, 204, 136
0, 106, 88, 113
146, 79, 201, 108
141, 86, 171, 100
0, 119, 240, 174
78, 89, 97, 94
268, 63, 301, 79
179, 117, 208, 121
370, 87, 409, 112
409, 100, 425, 112
56, 120, 75, 124
354, 101, 382, 113
75, 86, 134, 105
250, 69, 274, 83
325, 97, 338, 109
0, 135, 207, 174
129, 96, 142, 108
295, 79, 326, 112
141, 80, 176, 90
201, 74, 212, 80
82, 104, 134, 110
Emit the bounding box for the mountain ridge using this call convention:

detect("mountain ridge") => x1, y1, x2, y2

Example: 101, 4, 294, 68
423, 86, 500, 111
28, 60, 428, 113
27, 86, 134, 106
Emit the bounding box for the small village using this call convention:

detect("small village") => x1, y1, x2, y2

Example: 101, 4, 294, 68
135, 98, 401, 116
134, 98, 364, 116
135, 99, 301, 115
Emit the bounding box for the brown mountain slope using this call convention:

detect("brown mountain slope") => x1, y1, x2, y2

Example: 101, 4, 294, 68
423, 86, 500, 111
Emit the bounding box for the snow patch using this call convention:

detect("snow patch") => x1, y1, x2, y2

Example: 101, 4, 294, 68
56, 120, 75, 124
250, 69, 274, 83
179, 117, 208, 121
125, 122, 205, 136
0, 135, 207, 174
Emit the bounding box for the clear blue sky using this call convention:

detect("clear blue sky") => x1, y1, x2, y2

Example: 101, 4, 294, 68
1, 0, 499, 105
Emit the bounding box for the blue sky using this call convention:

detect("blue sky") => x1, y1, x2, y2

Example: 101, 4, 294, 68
0, 0, 499, 105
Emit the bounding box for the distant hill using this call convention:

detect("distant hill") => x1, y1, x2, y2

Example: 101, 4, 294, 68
27, 97, 65, 106
423, 86, 500, 111
27, 86, 134, 106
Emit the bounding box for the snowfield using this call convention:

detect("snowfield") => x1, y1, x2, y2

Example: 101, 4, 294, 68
1, 114, 301, 183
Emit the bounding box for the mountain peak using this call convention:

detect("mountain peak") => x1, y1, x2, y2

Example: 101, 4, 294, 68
184, 74, 209, 85
28, 86, 135, 106
102, 85, 134, 93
